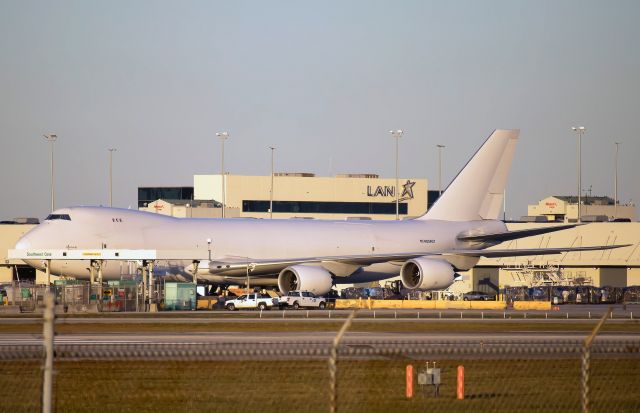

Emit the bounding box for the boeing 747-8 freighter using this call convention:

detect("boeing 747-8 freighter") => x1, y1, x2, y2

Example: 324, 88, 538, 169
12, 130, 627, 295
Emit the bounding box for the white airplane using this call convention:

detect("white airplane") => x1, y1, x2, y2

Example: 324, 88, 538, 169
13, 129, 626, 295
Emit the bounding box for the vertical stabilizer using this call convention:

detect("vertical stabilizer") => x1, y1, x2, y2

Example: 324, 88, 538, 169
420, 129, 519, 221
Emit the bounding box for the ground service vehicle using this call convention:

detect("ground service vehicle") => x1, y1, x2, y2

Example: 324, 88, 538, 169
462, 291, 495, 301
280, 290, 327, 309
225, 294, 279, 310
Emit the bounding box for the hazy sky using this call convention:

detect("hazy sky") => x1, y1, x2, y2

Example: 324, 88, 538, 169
1, 0, 638, 220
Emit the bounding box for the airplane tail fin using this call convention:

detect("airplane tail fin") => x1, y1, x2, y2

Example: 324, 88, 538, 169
419, 129, 519, 221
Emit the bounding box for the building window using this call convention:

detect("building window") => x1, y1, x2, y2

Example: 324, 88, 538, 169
45, 214, 71, 221
138, 187, 194, 207
427, 190, 440, 210
242, 200, 408, 215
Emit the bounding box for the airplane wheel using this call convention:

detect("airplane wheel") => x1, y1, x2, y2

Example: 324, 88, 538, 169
293, 302, 300, 310
226, 304, 236, 311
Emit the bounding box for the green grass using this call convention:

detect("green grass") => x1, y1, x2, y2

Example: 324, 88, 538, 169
1, 358, 638, 413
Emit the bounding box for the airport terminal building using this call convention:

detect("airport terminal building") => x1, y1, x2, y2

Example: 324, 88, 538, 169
140, 173, 435, 220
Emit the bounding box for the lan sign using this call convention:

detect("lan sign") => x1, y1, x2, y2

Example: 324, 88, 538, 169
367, 180, 415, 202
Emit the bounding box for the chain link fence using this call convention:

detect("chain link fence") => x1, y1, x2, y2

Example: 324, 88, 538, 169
0, 305, 638, 412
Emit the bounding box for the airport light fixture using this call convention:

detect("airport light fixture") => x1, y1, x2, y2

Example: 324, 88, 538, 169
437, 144, 445, 196
389, 130, 403, 220
216, 132, 229, 218
108, 148, 117, 207
614, 141, 621, 220
43, 134, 58, 212
269, 146, 276, 219
571, 126, 586, 223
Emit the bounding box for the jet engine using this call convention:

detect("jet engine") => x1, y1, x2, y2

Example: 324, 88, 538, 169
278, 265, 333, 296
400, 258, 455, 290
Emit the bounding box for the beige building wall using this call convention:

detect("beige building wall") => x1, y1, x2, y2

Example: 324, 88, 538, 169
528, 196, 636, 222
628, 268, 640, 286
480, 222, 640, 268
0, 224, 48, 284
194, 174, 428, 220
138, 199, 240, 218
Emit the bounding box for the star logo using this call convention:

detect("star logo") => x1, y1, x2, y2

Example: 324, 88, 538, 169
400, 180, 415, 201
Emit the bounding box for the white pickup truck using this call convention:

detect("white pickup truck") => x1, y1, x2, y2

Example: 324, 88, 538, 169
224, 294, 279, 311
279, 290, 327, 309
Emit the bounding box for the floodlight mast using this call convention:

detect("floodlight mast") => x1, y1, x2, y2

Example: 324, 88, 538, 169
614, 141, 620, 220
108, 148, 117, 207
437, 144, 445, 196
269, 146, 276, 219
216, 132, 229, 218
43, 134, 58, 212
571, 126, 586, 223
389, 130, 403, 220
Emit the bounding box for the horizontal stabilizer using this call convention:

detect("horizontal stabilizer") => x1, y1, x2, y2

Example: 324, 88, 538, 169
445, 244, 631, 258
457, 224, 579, 244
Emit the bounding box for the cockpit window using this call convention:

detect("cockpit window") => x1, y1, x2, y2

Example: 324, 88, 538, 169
45, 214, 71, 221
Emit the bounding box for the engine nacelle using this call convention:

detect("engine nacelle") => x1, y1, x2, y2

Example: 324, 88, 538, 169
400, 258, 455, 290
278, 265, 333, 296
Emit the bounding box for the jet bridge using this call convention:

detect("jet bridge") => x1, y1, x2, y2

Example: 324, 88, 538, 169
8, 249, 159, 311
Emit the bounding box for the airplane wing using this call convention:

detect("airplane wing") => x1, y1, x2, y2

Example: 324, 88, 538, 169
456, 224, 579, 243
205, 243, 630, 276
444, 244, 631, 258
206, 252, 430, 277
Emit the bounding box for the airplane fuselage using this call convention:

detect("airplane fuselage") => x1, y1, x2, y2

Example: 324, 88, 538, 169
16, 207, 505, 285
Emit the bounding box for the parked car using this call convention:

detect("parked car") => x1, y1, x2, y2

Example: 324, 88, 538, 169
462, 291, 495, 301
224, 293, 279, 311
279, 290, 327, 309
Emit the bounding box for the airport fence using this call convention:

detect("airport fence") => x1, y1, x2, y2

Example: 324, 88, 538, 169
0, 300, 638, 413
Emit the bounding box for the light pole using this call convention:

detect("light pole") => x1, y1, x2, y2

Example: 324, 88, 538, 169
43, 134, 58, 212
216, 132, 229, 218
269, 146, 276, 219
571, 126, 586, 223
389, 130, 403, 220
108, 148, 117, 207
614, 142, 620, 220
437, 144, 445, 196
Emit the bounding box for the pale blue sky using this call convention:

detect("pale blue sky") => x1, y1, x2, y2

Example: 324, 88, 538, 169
1, 0, 638, 220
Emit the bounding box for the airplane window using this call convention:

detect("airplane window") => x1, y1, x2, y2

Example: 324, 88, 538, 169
45, 214, 71, 221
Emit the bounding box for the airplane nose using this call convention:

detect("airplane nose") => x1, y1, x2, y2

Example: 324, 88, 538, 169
15, 234, 32, 249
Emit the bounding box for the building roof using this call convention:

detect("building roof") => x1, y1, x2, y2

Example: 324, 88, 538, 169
553, 195, 614, 205
145, 199, 221, 208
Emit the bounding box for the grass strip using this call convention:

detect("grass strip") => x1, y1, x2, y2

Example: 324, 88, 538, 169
1, 358, 638, 413
1, 320, 639, 334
